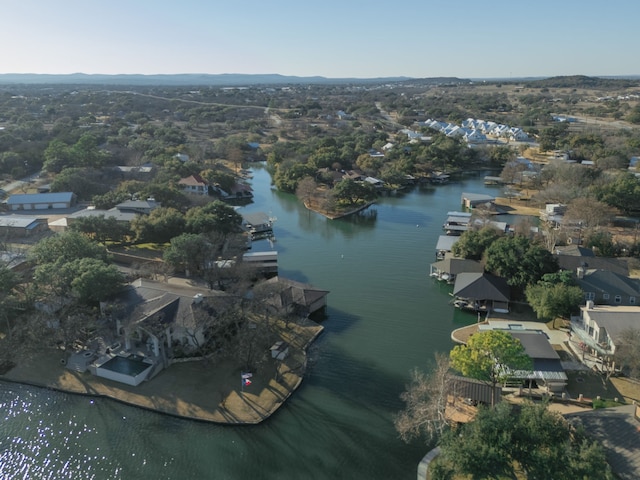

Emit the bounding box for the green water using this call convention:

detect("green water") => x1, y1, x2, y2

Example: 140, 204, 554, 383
0, 168, 507, 479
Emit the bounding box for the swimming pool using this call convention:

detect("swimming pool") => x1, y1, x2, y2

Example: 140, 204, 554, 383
95, 355, 154, 386
100, 355, 151, 376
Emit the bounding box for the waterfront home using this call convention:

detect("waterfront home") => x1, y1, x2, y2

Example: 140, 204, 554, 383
178, 174, 210, 196
570, 301, 640, 363
477, 322, 568, 393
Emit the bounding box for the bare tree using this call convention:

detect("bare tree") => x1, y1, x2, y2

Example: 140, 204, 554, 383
614, 327, 640, 380
394, 353, 454, 444
295, 176, 318, 209
564, 197, 616, 230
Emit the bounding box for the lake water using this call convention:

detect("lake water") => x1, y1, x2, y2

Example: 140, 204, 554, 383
0, 168, 509, 479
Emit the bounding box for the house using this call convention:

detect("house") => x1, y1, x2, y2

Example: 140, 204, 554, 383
178, 174, 209, 196
570, 301, 640, 360
262, 276, 329, 317
175, 153, 190, 162
575, 268, 640, 306
555, 253, 629, 278
6, 192, 76, 211
49, 201, 156, 232
628, 156, 639, 170
509, 128, 529, 142
0, 215, 49, 237
507, 330, 567, 393
115, 199, 160, 215
478, 322, 568, 393
452, 272, 510, 313
363, 176, 384, 188
464, 129, 487, 144
118, 279, 229, 356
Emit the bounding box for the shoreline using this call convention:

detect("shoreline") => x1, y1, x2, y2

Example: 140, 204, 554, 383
0, 320, 324, 425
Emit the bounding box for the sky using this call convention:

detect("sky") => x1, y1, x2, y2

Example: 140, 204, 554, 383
2, 0, 639, 80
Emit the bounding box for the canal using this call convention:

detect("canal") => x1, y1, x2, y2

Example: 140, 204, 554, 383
0, 167, 508, 479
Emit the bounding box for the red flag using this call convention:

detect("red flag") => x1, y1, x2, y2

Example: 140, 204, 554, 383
243, 378, 252, 386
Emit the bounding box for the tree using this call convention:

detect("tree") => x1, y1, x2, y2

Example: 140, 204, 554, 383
564, 197, 615, 230
595, 172, 640, 215
484, 236, 558, 292
29, 231, 108, 265
34, 257, 124, 305
69, 215, 131, 244
450, 330, 532, 405
131, 207, 186, 243
394, 353, 454, 444
332, 178, 377, 205
295, 176, 318, 208
614, 327, 640, 379
451, 226, 503, 260
163, 233, 214, 275
437, 401, 613, 480
525, 275, 583, 323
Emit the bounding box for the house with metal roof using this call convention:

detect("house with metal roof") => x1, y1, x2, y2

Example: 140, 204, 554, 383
475, 325, 568, 393
0, 215, 49, 237
435, 235, 459, 259
6, 192, 76, 211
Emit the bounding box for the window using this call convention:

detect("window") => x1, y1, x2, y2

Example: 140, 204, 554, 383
614, 295, 622, 304
602, 293, 610, 300
630, 296, 636, 304
585, 292, 595, 301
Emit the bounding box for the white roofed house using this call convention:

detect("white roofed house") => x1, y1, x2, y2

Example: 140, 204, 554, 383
509, 128, 529, 142
464, 129, 487, 144
363, 176, 384, 189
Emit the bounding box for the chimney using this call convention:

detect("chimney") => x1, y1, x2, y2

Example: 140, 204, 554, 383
586, 300, 594, 310
577, 266, 584, 279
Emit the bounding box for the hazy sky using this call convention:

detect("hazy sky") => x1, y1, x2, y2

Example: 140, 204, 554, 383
2, 0, 639, 79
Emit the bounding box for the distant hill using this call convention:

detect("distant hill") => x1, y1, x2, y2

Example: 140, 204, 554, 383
0, 73, 423, 87
524, 75, 640, 89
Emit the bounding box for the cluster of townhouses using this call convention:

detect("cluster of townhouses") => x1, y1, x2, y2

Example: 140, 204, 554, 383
415, 118, 531, 144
